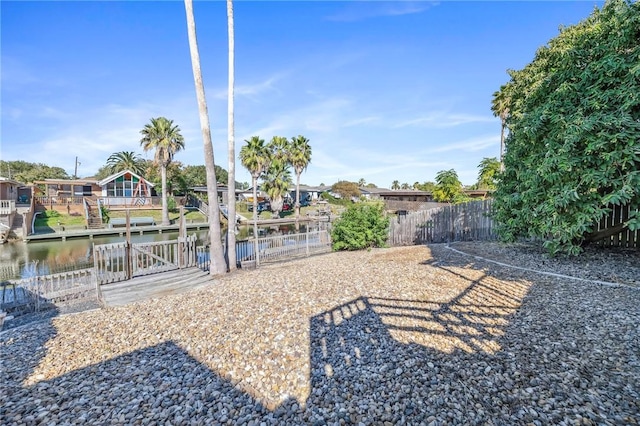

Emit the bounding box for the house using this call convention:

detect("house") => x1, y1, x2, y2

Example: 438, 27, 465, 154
33, 170, 157, 211
191, 185, 246, 205
0, 177, 21, 240
97, 170, 156, 208
359, 187, 391, 200
287, 185, 331, 203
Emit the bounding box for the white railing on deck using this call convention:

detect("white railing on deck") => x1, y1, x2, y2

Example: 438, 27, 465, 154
93, 235, 198, 285
0, 199, 16, 215
196, 230, 331, 271
0, 268, 96, 313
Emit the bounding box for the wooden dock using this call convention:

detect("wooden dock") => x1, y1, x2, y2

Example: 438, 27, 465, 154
100, 267, 214, 307
24, 222, 210, 242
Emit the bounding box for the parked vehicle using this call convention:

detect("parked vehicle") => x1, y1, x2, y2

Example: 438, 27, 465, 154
248, 201, 271, 213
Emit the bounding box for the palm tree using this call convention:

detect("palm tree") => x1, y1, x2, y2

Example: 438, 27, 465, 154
391, 180, 400, 190
262, 161, 292, 217
226, 0, 237, 271
263, 136, 292, 216
491, 84, 511, 171
106, 151, 145, 175
139, 117, 185, 226
401, 182, 410, 190
358, 178, 366, 187
239, 136, 270, 241
184, 0, 227, 275
289, 135, 312, 219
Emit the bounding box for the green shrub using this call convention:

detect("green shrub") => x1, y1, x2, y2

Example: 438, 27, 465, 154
100, 206, 110, 222
331, 202, 389, 251
167, 197, 177, 212
320, 191, 351, 207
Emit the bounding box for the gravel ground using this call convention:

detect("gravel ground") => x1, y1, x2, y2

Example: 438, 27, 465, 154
1, 243, 639, 425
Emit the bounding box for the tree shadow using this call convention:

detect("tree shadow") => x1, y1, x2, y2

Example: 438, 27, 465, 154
2, 245, 638, 424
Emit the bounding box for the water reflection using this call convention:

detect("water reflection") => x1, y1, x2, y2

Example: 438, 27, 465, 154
0, 223, 327, 280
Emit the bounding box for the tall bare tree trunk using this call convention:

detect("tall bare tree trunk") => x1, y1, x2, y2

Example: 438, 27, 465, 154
184, 0, 227, 275
226, 0, 237, 271
295, 172, 301, 221
499, 119, 505, 172
160, 164, 170, 226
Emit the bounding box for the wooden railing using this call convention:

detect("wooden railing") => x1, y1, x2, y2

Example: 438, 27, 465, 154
34, 196, 84, 206
99, 196, 163, 208
0, 199, 16, 215
93, 235, 198, 285
196, 230, 332, 271
0, 268, 96, 314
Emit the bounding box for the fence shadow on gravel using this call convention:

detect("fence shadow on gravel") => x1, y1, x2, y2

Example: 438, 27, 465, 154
3, 251, 638, 424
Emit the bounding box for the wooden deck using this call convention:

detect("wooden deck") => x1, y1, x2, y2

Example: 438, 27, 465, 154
100, 267, 214, 307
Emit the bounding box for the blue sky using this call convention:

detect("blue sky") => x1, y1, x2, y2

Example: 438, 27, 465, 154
1, 1, 603, 188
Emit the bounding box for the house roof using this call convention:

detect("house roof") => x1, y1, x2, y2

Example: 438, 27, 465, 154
98, 170, 154, 187
34, 178, 99, 186
0, 176, 22, 186
375, 190, 433, 197
191, 186, 246, 194
359, 187, 392, 194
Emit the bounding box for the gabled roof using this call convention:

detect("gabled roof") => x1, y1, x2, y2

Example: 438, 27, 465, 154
98, 170, 154, 187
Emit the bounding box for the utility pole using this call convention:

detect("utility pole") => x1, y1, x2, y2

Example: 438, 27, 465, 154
74, 157, 81, 179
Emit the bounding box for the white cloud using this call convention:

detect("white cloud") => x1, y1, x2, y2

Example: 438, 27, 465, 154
393, 113, 494, 129
326, 1, 437, 22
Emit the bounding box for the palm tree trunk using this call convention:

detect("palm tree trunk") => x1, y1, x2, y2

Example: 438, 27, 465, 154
161, 164, 170, 226
226, 0, 236, 271
295, 172, 301, 221
251, 177, 259, 239
251, 176, 259, 264
184, 0, 227, 275
499, 120, 505, 172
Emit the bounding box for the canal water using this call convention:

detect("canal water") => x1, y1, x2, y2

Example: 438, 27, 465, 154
0, 222, 326, 280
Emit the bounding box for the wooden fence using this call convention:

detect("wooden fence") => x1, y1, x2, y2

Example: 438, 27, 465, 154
0, 268, 96, 315
388, 200, 496, 246
388, 200, 639, 249
93, 235, 198, 285
594, 204, 639, 248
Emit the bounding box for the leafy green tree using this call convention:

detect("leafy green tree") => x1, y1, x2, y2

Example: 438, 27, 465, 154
331, 202, 390, 250
391, 180, 400, 190
240, 136, 271, 238
289, 135, 312, 219
492, 0, 640, 255
0, 160, 69, 183
433, 169, 464, 202
140, 116, 185, 226
365, 183, 377, 188
477, 157, 501, 190
415, 181, 436, 192
106, 151, 145, 175
331, 181, 360, 200
145, 161, 187, 196
94, 165, 113, 180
